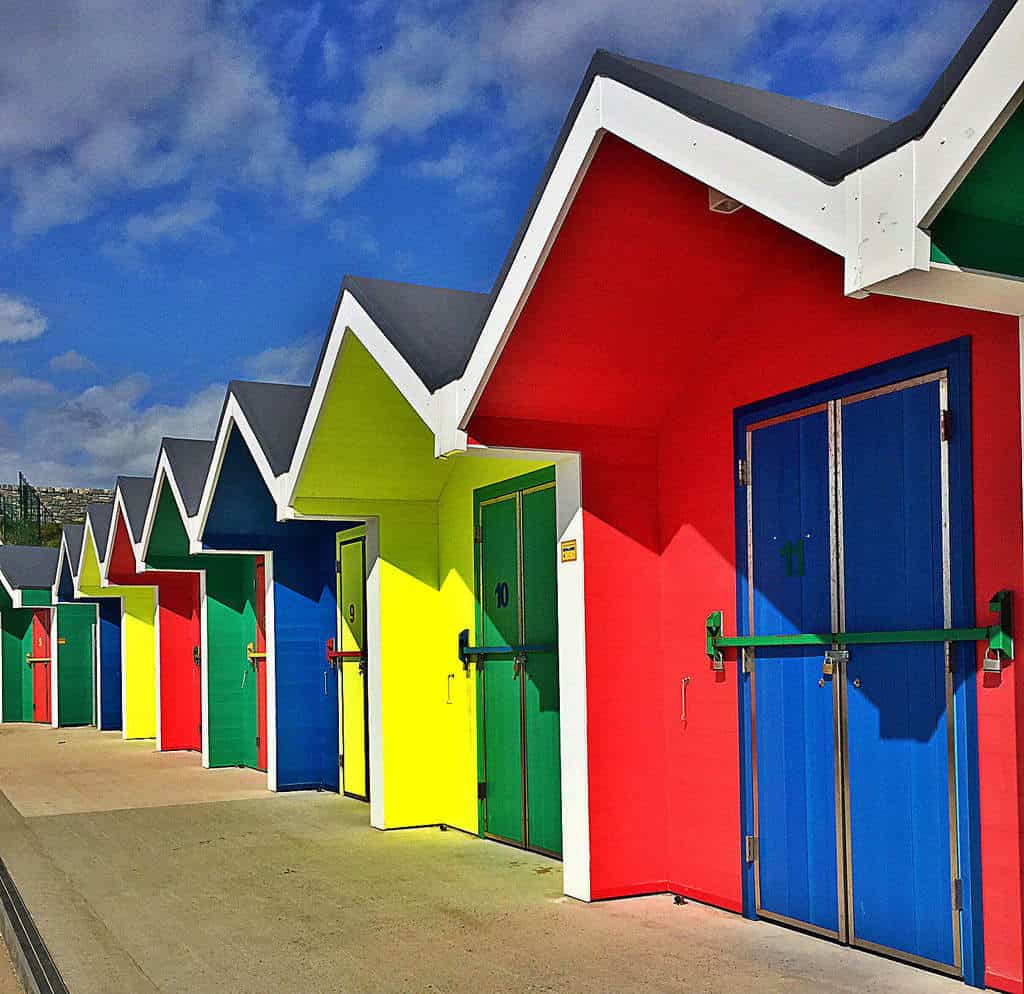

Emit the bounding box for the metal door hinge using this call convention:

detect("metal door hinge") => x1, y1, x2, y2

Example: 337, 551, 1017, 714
738, 459, 750, 487
945, 643, 955, 674
952, 877, 963, 911
941, 409, 953, 442
335, 560, 342, 574
255, 735, 260, 748
339, 753, 344, 768
744, 835, 758, 863
474, 525, 483, 544
741, 647, 754, 674
477, 781, 487, 799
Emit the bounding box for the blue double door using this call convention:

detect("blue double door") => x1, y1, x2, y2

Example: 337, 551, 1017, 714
747, 373, 961, 975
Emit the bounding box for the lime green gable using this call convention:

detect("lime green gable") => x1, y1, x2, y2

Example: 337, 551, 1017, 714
293, 332, 551, 832
79, 528, 157, 739
930, 104, 1024, 278
146, 481, 259, 769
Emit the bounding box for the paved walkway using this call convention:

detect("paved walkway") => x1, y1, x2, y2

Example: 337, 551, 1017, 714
0, 724, 965, 994
0, 938, 21, 994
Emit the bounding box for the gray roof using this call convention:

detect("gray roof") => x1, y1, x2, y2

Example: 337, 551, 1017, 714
86, 501, 114, 561
161, 438, 214, 517
226, 381, 312, 476
63, 524, 85, 574
0, 545, 59, 590
340, 276, 490, 392
116, 476, 154, 544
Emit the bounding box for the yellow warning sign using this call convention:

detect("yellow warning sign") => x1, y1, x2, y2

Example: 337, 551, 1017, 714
560, 539, 577, 563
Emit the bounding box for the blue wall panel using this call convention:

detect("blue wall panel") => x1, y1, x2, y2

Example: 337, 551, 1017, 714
204, 428, 341, 791
56, 558, 122, 730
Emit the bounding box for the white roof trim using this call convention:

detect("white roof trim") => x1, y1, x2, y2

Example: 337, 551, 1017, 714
0, 566, 20, 608
194, 393, 283, 543
453, 75, 846, 433
140, 450, 200, 562
102, 487, 144, 581
51, 531, 75, 602
845, 5, 1024, 298
282, 290, 437, 508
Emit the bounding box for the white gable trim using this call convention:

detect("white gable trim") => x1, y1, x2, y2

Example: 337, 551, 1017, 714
845, 4, 1024, 299
452, 76, 846, 436
194, 394, 283, 544
283, 291, 436, 509
140, 450, 200, 561
102, 487, 145, 582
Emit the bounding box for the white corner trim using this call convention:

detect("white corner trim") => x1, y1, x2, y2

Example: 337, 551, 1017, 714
365, 519, 384, 828
554, 453, 590, 901
49, 607, 58, 729
264, 551, 278, 792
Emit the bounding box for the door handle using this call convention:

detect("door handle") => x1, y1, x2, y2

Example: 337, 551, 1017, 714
680, 676, 691, 721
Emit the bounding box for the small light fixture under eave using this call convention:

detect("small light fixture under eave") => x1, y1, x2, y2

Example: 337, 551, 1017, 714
708, 187, 744, 215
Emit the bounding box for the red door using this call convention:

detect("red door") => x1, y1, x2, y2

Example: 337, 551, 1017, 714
30, 609, 51, 724
254, 558, 268, 772
158, 575, 202, 752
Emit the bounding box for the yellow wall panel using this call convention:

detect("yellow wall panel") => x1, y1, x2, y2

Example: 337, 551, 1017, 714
78, 530, 157, 740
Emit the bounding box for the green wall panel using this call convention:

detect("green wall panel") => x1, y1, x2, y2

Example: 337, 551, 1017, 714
1, 609, 33, 723
930, 104, 1024, 278
147, 481, 258, 769
56, 604, 95, 727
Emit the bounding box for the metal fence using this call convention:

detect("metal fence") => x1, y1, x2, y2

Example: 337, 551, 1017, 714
0, 473, 57, 546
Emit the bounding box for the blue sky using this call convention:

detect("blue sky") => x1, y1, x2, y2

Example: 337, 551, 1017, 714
0, 0, 991, 486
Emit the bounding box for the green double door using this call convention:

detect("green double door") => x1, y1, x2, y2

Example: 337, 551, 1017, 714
476, 472, 561, 857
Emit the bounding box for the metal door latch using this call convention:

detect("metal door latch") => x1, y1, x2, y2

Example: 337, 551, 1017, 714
822, 649, 849, 676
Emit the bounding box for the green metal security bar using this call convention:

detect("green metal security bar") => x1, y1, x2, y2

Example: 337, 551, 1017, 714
706, 590, 1014, 673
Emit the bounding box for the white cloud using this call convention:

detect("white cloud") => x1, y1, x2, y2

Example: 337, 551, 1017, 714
0, 0, 377, 237
0, 371, 55, 398
8, 375, 227, 486
49, 350, 98, 374
242, 334, 321, 383
123, 199, 221, 245
0, 293, 47, 343
414, 142, 469, 181
302, 145, 379, 216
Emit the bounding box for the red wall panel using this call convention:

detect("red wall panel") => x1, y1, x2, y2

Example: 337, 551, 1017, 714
469, 134, 1024, 984
107, 515, 202, 752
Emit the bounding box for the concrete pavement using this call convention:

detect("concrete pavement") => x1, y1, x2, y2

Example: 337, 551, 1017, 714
0, 724, 965, 994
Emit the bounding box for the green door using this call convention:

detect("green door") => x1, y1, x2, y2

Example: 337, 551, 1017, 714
56, 604, 96, 727
477, 472, 561, 856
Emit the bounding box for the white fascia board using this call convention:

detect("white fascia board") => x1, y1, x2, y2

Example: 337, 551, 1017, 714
194, 394, 282, 543
454, 76, 846, 435
51, 534, 69, 602
914, 7, 1024, 227
0, 569, 20, 608
101, 488, 139, 583
283, 293, 436, 510
843, 145, 932, 294
140, 452, 197, 562
866, 263, 1024, 316
847, 6, 1024, 297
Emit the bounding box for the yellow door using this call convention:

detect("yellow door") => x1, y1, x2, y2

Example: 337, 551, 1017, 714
337, 533, 368, 801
